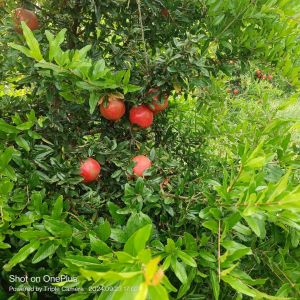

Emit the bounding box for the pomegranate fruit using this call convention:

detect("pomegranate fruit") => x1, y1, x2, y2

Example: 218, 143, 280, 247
255, 70, 261, 76
14, 8, 39, 33
80, 158, 101, 183
161, 8, 169, 17
129, 105, 153, 128
233, 89, 239, 95
267, 75, 273, 81
147, 88, 169, 113
132, 155, 152, 177
99, 96, 125, 121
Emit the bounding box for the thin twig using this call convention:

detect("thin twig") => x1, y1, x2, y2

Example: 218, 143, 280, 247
218, 220, 221, 282
216, 3, 253, 39
160, 187, 203, 201
259, 251, 300, 296
136, 0, 149, 66
0, 206, 3, 224
66, 212, 89, 230
227, 164, 243, 193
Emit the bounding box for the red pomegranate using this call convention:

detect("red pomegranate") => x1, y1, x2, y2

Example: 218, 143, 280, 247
99, 96, 125, 121
14, 8, 39, 33
129, 105, 153, 128
255, 70, 261, 76
147, 88, 169, 113
132, 155, 152, 177
161, 8, 169, 17
80, 158, 101, 183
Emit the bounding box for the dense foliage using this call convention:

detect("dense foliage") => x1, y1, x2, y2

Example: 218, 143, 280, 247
1, 1, 300, 299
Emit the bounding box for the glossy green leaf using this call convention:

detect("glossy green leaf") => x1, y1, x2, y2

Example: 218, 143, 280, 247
124, 224, 152, 256
44, 218, 72, 238
32, 240, 59, 263
20, 21, 43, 61
3, 240, 40, 271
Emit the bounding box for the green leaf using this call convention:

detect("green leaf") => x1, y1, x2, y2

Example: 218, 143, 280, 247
0, 241, 11, 249
0, 179, 14, 196
199, 249, 217, 262
126, 212, 152, 238
89, 92, 99, 114
80, 269, 141, 281
107, 201, 126, 225
148, 285, 169, 300
32, 240, 59, 264
16, 229, 50, 241
89, 234, 112, 255
183, 232, 197, 251
135, 282, 148, 300
126, 84, 141, 93
0, 147, 15, 169
15, 136, 30, 152
124, 224, 152, 256
3, 240, 40, 271
51, 195, 63, 219
92, 59, 107, 79
244, 216, 266, 238
123, 70, 130, 85
59, 91, 75, 102
97, 220, 111, 241
16, 121, 34, 130
21, 21, 43, 61
9, 43, 32, 58
44, 218, 72, 238
31, 191, 43, 213
0, 119, 20, 133
172, 260, 187, 284
76, 81, 97, 91
222, 275, 286, 299
210, 270, 220, 300
177, 250, 197, 267
177, 268, 197, 298
202, 220, 218, 233
245, 156, 266, 169
45, 29, 67, 62
266, 170, 290, 203
63, 255, 102, 268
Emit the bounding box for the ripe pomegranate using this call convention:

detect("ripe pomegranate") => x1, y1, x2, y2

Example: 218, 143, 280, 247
262, 75, 267, 80
99, 95, 125, 121
14, 8, 39, 33
132, 155, 152, 177
255, 70, 261, 76
80, 158, 101, 183
147, 88, 169, 113
161, 8, 169, 17
233, 89, 239, 95
267, 75, 273, 81
129, 105, 153, 128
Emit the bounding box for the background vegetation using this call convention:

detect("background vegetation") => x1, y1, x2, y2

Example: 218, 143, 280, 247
1, 0, 300, 299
